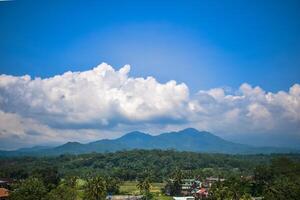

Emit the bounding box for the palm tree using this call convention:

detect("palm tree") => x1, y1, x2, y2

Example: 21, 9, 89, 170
65, 176, 77, 188
137, 177, 151, 194
84, 176, 107, 200
209, 182, 228, 200
137, 177, 152, 200
10, 177, 47, 200
172, 168, 183, 196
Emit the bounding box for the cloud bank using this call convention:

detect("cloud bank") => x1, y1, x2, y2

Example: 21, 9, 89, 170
0, 63, 299, 149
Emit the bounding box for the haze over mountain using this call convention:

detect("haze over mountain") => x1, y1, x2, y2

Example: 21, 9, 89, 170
0, 128, 297, 157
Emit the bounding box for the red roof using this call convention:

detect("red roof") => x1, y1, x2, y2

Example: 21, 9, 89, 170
197, 188, 207, 194
0, 188, 9, 197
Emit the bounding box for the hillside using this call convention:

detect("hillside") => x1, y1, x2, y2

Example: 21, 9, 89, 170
0, 128, 297, 156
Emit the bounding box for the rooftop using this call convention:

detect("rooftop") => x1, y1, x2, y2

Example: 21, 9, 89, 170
0, 188, 9, 198
173, 197, 195, 200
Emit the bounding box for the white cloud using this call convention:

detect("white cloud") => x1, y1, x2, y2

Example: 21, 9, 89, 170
0, 110, 107, 150
0, 63, 189, 126
0, 63, 299, 149
189, 83, 300, 136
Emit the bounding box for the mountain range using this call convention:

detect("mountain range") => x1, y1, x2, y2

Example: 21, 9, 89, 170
0, 128, 298, 156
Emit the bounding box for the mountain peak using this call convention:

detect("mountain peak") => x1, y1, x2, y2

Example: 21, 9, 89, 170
178, 128, 215, 137
181, 127, 201, 133
121, 131, 150, 138
58, 142, 82, 148
65, 141, 82, 145
1, 128, 296, 156
18, 145, 51, 152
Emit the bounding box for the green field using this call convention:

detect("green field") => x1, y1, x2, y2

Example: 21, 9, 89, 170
120, 181, 165, 194
120, 181, 171, 200
75, 179, 171, 200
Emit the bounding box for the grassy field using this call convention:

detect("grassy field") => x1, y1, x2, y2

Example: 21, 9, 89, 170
120, 181, 172, 200
76, 179, 172, 200
120, 181, 165, 194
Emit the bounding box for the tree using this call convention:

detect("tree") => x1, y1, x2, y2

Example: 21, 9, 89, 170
10, 177, 47, 200
163, 169, 183, 196
227, 177, 251, 200
84, 176, 107, 200
6, 167, 28, 179
105, 177, 120, 195
252, 157, 300, 200
263, 176, 300, 200
64, 176, 78, 188
45, 185, 77, 200
172, 168, 183, 196
209, 181, 229, 200
137, 177, 152, 200
209, 177, 252, 200
137, 177, 151, 194
253, 165, 273, 196
33, 166, 60, 191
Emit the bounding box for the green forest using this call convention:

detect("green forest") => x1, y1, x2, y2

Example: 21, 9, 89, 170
1, 150, 300, 200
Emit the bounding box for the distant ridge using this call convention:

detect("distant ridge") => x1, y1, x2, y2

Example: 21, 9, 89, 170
0, 128, 298, 156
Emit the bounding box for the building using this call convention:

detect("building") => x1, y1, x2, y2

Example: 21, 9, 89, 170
0, 188, 9, 200
0, 178, 14, 189
106, 195, 143, 200
203, 177, 225, 188
181, 179, 201, 196
196, 188, 208, 199
173, 196, 195, 200
181, 179, 201, 189
165, 178, 202, 196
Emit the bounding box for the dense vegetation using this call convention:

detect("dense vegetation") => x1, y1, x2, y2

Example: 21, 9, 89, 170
1, 150, 300, 199
1, 150, 300, 182
208, 157, 300, 199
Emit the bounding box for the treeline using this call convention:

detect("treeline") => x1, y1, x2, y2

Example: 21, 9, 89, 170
162, 157, 300, 199
208, 157, 300, 199
6, 156, 300, 200
1, 150, 300, 199
9, 175, 121, 200
1, 150, 300, 182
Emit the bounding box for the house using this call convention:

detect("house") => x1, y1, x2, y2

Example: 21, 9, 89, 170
203, 177, 225, 188
182, 179, 201, 188
0, 188, 9, 200
181, 179, 201, 195
196, 188, 208, 199
0, 178, 14, 189
173, 196, 195, 200
181, 179, 196, 190
0, 182, 6, 189
106, 195, 143, 200
165, 178, 201, 196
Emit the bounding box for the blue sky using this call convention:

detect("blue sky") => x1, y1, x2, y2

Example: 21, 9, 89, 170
0, 0, 300, 149
1, 0, 300, 92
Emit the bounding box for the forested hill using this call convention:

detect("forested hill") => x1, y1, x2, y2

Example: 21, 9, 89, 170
0, 128, 297, 156
1, 149, 300, 182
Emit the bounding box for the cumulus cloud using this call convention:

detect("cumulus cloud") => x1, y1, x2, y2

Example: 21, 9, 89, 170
0, 63, 299, 149
0, 63, 189, 127
189, 83, 300, 137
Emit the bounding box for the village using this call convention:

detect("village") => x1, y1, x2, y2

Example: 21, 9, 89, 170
165, 177, 226, 200
0, 178, 11, 200
0, 176, 228, 200
0, 177, 225, 200
0, 152, 298, 200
